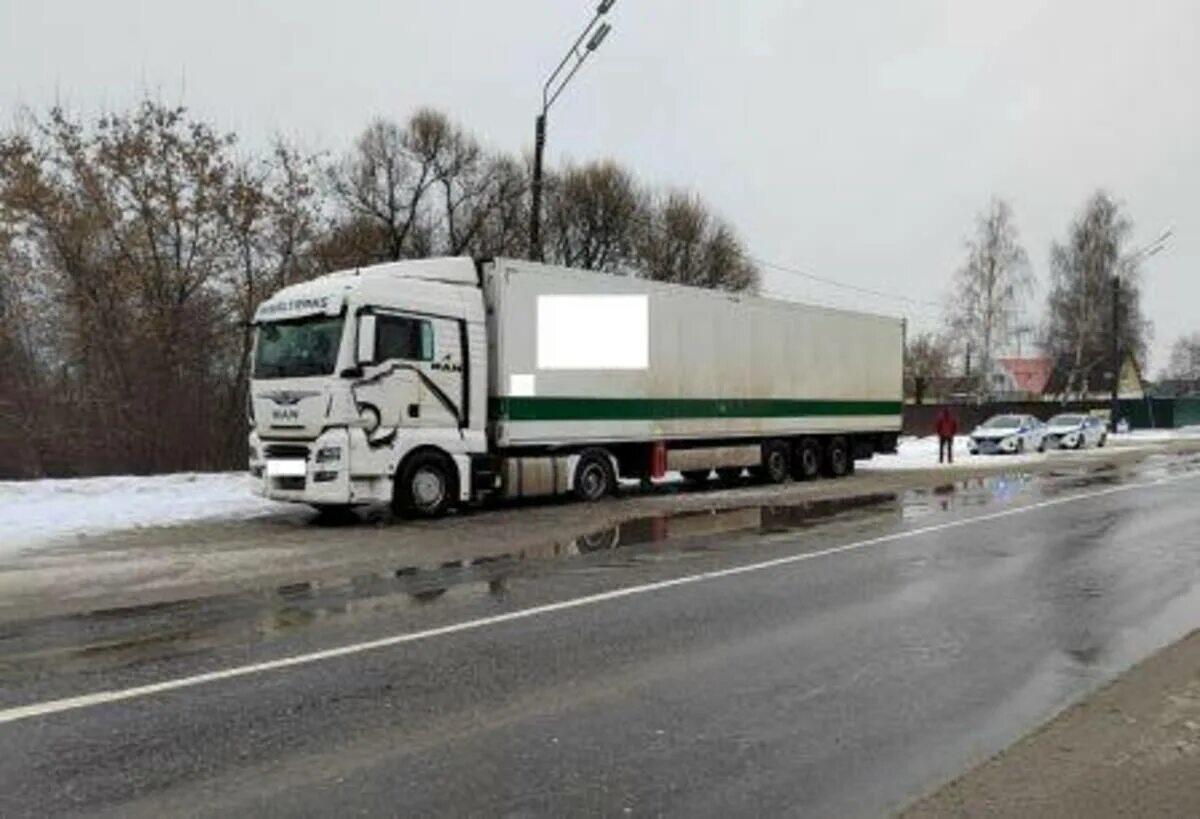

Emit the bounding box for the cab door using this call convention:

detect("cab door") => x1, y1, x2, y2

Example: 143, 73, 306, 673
371, 311, 464, 430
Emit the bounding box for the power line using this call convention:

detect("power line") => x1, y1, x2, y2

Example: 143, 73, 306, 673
627, 211, 946, 314
746, 253, 945, 310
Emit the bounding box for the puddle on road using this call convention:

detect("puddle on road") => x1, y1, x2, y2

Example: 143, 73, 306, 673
0, 491, 908, 674
5, 455, 1198, 676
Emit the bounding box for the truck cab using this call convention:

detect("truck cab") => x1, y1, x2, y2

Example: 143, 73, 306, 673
248, 257, 487, 515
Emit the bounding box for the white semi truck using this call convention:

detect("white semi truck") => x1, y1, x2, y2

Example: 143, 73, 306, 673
248, 257, 903, 516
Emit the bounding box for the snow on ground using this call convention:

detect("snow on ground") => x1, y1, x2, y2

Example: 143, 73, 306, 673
860, 436, 1048, 471
1111, 426, 1200, 442
0, 472, 290, 558
862, 427, 1200, 472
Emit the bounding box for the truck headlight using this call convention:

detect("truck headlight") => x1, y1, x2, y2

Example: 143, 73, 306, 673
359, 405, 381, 433
315, 446, 342, 464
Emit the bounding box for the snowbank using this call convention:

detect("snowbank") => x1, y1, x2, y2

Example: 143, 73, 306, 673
0, 472, 290, 558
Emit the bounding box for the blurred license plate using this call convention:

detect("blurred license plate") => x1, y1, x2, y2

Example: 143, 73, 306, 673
267, 459, 306, 477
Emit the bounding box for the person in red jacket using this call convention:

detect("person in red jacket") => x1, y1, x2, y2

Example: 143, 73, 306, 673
935, 407, 958, 464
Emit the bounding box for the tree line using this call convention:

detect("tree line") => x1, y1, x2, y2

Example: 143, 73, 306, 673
0, 101, 758, 478
905, 191, 1184, 401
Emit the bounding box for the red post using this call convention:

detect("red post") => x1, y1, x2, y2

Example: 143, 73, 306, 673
651, 441, 667, 479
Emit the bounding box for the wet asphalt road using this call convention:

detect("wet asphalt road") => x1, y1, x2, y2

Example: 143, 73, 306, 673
3, 457, 1200, 817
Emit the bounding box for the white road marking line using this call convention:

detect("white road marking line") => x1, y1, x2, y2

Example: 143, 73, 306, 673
1, 472, 1196, 727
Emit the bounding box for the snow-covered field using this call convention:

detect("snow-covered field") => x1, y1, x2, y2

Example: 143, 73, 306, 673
0, 472, 289, 558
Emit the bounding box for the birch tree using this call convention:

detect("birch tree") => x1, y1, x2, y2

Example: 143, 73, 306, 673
947, 198, 1031, 399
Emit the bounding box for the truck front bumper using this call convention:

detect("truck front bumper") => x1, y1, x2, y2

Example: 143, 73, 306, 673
250, 428, 366, 506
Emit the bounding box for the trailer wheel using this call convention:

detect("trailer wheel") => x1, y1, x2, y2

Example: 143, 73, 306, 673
752, 440, 790, 484
573, 448, 616, 502
824, 436, 850, 478
393, 450, 457, 518
793, 438, 821, 481
681, 469, 711, 484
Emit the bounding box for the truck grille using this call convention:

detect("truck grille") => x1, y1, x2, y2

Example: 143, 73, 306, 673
264, 443, 309, 460
274, 476, 306, 491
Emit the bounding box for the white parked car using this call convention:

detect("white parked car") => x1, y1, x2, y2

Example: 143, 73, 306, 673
1043, 414, 1108, 450
967, 414, 1048, 455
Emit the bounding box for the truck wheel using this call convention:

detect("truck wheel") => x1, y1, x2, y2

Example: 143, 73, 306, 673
393, 450, 457, 518
752, 440, 790, 484
573, 448, 616, 502
716, 467, 743, 484
681, 469, 711, 484
824, 436, 850, 478
793, 438, 821, 480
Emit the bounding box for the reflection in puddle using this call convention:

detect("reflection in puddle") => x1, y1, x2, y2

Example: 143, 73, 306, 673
0, 492, 904, 674
570, 493, 899, 555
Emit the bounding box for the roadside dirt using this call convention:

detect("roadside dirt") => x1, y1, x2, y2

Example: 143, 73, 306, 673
3, 439, 1199, 623
902, 628, 1200, 818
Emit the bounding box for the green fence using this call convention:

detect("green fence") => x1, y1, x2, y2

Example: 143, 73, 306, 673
1115, 397, 1200, 429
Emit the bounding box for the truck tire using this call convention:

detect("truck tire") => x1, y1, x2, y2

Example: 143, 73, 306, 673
752, 440, 790, 484
792, 438, 821, 481
573, 448, 616, 502
824, 436, 850, 478
393, 450, 457, 518
681, 469, 711, 484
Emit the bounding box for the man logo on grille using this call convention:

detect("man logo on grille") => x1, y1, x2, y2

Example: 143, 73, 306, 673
262, 390, 319, 406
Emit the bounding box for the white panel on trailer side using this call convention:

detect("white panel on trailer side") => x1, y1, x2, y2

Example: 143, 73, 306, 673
482, 258, 903, 449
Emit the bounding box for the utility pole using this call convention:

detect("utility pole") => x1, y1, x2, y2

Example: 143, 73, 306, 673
529, 1, 616, 262
1109, 226, 1174, 431
1109, 274, 1120, 430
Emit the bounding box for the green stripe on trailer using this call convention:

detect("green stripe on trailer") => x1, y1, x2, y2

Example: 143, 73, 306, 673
490, 397, 902, 422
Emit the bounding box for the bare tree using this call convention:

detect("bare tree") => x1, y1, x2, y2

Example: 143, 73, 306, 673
904, 331, 955, 403
219, 139, 322, 456
946, 198, 1031, 399
635, 192, 758, 292
1164, 333, 1200, 380
0, 101, 302, 475
470, 154, 528, 258
543, 160, 644, 272
1043, 191, 1149, 397
328, 111, 441, 264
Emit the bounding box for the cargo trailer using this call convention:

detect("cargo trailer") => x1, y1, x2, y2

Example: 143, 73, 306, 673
248, 257, 903, 516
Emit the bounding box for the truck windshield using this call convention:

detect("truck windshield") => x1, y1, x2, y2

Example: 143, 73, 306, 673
254, 316, 344, 379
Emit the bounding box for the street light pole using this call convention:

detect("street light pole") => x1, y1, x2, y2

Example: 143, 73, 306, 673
1110, 227, 1173, 430
529, 1, 615, 262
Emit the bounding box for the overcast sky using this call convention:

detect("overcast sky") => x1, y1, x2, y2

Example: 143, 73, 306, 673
2, 0, 1195, 371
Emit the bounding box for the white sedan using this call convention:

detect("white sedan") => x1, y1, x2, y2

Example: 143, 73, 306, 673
1043, 414, 1108, 450
966, 414, 1049, 455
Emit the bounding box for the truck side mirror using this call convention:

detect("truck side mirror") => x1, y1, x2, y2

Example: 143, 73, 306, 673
357, 314, 377, 365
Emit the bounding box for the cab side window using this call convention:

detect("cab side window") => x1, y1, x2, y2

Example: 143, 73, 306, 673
376, 315, 433, 362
